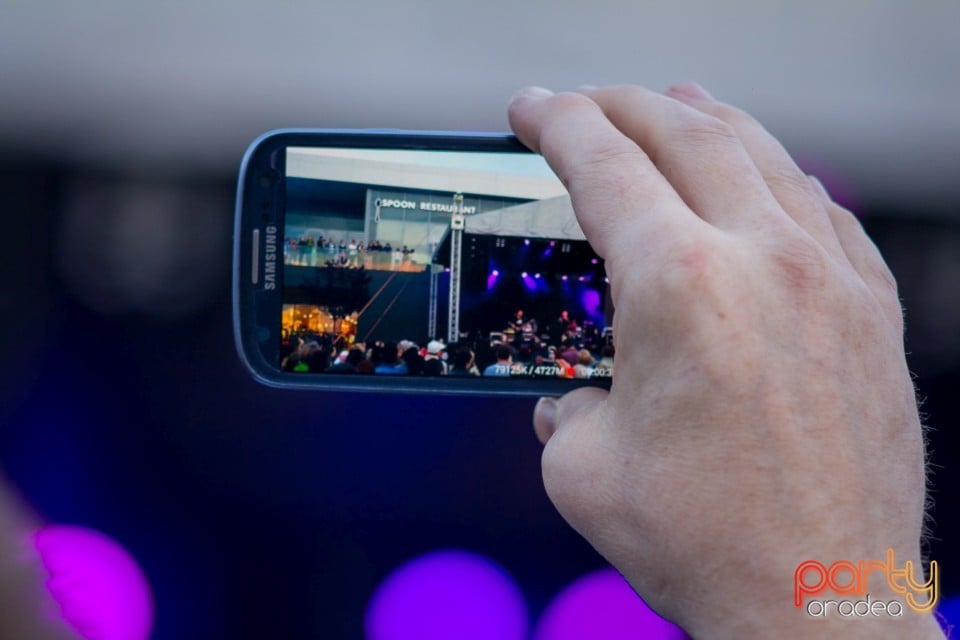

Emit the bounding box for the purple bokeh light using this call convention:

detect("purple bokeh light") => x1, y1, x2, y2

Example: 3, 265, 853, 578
33, 525, 154, 640
795, 155, 860, 214
365, 549, 528, 640
535, 568, 687, 640
487, 270, 500, 290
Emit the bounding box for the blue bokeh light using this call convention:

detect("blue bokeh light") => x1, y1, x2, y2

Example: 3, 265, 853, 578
937, 593, 960, 635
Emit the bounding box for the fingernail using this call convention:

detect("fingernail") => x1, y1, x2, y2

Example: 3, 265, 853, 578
576, 84, 598, 93
511, 86, 553, 103
668, 82, 713, 100
535, 396, 557, 431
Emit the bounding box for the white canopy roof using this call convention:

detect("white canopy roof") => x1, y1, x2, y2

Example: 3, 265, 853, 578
464, 196, 585, 241
287, 147, 566, 200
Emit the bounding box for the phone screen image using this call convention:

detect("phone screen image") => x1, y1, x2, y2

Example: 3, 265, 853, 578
279, 145, 614, 382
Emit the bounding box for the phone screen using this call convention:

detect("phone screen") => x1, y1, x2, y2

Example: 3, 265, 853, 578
278, 145, 613, 381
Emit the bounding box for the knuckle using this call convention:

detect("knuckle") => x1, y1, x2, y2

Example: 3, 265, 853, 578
770, 235, 830, 292
562, 142, 647, 192
827, 203, 863, 233
828, 206, 901, 297
762, 164, 818, 200
654, 237, 728, 298
536, 93, 648, 192
671, 110, 739, 147
545, 90, 595, 112
573, 143, 645, 175
607, 240, 714, 320
706, 101, 755, 130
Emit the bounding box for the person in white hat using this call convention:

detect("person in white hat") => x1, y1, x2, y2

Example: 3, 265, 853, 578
423, 340, 448, 376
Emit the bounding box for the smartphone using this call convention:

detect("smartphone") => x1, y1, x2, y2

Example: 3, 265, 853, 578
234, 129, 614, 395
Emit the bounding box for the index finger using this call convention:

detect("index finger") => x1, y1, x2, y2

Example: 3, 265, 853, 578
508, 88, 705, 263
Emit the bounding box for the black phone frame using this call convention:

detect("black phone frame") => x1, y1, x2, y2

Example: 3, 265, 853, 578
234, 129, 611, 396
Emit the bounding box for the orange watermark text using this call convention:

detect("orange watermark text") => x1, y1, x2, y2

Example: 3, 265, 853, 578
794, 549, 938, 617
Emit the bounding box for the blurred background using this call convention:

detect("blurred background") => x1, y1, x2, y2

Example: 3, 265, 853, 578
1, 2, 958, 638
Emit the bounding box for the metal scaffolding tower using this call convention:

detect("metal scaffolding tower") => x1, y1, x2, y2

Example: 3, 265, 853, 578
427, 262, 441, 339
446, 193, 465, 344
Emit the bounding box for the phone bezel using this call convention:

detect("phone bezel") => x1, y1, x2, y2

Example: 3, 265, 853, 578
233, 129, 611, 396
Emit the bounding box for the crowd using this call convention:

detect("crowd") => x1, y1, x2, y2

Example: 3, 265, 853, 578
280, 331, 614, 380
476, 340, 614, 379
284, 236, 416, 269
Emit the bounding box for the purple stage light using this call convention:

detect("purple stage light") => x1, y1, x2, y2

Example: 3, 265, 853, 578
366, 549, 528, 640
521, 272, 528, 278
549, 241, 556, 246
577, 276, 587, 282
591, 258, 599, 265
561, 275, 568, 281
534, 568, 687, 640
444, 267, 451, 272
604, 277, 610, 283
938, 594, 960, 634
534, 273, 541, 279
33, 525, 154, 640
581, 289, 602, 319
492, 269, 500, 276
524, 239, 530, 246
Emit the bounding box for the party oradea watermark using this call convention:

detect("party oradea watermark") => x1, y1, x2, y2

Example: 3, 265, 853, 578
794, 549, 938, 618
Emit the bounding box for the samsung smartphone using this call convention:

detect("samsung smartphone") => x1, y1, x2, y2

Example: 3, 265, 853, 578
234, 130, 614, 395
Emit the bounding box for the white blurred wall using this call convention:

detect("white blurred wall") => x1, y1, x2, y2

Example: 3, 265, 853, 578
1, 1, 958, 209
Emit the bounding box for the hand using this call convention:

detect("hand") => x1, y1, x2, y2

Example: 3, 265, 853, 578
510, 84, 943, 639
